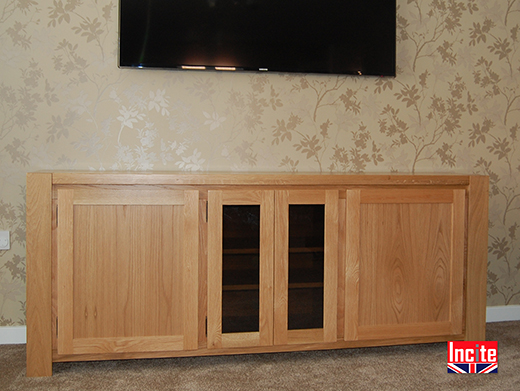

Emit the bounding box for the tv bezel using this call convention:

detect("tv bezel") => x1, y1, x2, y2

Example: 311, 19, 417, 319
118, 0, 396, 77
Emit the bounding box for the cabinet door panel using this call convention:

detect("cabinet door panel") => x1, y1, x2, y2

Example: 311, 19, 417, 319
207, 190, 274, 349
274, 190, 338, 345
56, 188, 198, 355
208, 189, 338, 348
345, 189, 465, 341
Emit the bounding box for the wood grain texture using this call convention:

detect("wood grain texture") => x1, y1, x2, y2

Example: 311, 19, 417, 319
52, 330, 466, 363
25, 172, 488, 376
273, 190, 289, 346
56, 188, 74, 354
358, 202, 454, 326
26, 173, 53, 377
259, 191, 275, 346
287, 328, 324, 344
197, 199, 208, 346
287, 190, 325, 204
183, 191, 199, 350
221, 332, 260, 348
357, 321, 455, 340
450, 190, 465, 335
71, 335, 184, 354
207, 190, 274, 349
345, 188, 466, 341
336, 198, 346, 340
51, 172, 471, 187
207, 191, 223, 349
359, 188, 454, 204
70, 188, 185, 205
55, 188, 197, 357
71, 205, 183, 340
323, 190, 339, 343
344, 190, 361, 341
274, 190, 338, 345
466, 176, 489, 341
51, 198, 58, 352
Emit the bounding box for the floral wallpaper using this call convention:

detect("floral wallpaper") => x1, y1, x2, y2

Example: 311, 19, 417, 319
0, 0, 520, 327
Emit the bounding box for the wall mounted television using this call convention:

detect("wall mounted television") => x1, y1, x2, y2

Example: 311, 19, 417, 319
119, 0, 396, 77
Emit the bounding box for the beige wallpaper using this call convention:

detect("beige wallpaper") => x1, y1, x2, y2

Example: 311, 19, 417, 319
0, 0, 519, 326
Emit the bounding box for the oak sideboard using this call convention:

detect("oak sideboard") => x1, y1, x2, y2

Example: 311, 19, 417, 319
26, 172, 488, 376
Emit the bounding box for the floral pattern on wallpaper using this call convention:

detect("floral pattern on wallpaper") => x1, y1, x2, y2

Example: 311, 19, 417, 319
0, 0, 520, 326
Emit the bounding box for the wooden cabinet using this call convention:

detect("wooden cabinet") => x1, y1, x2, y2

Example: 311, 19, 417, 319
26, 172, 488, 376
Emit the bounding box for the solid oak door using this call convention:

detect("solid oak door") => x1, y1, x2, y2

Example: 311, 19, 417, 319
344, 188, 465, 341
273, 190, 339, 345
55, 187, 199, 355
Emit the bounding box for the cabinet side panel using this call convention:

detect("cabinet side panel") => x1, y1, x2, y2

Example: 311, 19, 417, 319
466, 176, 489, 341
26, 173, 53, 377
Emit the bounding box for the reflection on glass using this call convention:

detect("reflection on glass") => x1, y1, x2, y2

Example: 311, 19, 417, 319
222, 205, 260, 334
288, 205, 324, 330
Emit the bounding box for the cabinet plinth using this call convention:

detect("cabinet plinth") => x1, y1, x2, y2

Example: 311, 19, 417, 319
26, 172, 488, 376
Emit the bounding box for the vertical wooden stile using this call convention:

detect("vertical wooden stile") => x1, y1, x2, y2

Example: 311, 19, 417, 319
337, 197, 347, 340
344, 190, 361, 341
324, 190, 339, 342
207, 191, 223, 349
183, 190, 199, 350
273, 190, 289, 346
56, 188, 75, 354
26, 173, 53, 377
450, 190, 465, 335
259, 191, 275, 346
198, 199, 208, 345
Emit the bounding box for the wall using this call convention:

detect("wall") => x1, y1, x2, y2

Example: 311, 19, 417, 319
0, 0, 519, 327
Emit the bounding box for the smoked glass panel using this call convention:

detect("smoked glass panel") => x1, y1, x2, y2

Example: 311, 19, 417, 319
288, 205, 324, 330
222, 205, 260, 334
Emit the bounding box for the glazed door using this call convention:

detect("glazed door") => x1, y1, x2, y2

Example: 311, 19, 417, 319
273, 190, 339, 345
207, 190, 275, 349
55, 187, 199, 355
207, 189, 338, 349
344, 188, 465, 341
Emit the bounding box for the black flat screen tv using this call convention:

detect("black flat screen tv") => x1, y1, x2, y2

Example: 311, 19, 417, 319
119, 0, 396, 77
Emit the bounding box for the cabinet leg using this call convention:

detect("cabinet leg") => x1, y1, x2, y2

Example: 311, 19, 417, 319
26, 173, 53, 376
466, 176, 489, 341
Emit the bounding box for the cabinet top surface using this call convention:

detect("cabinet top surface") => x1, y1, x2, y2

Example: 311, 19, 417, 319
27, 171, 480, 187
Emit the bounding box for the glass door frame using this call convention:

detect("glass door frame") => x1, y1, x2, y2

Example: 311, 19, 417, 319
207, 190, 275, 349
207, 188, 338, 349
274, 190, 338, 345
